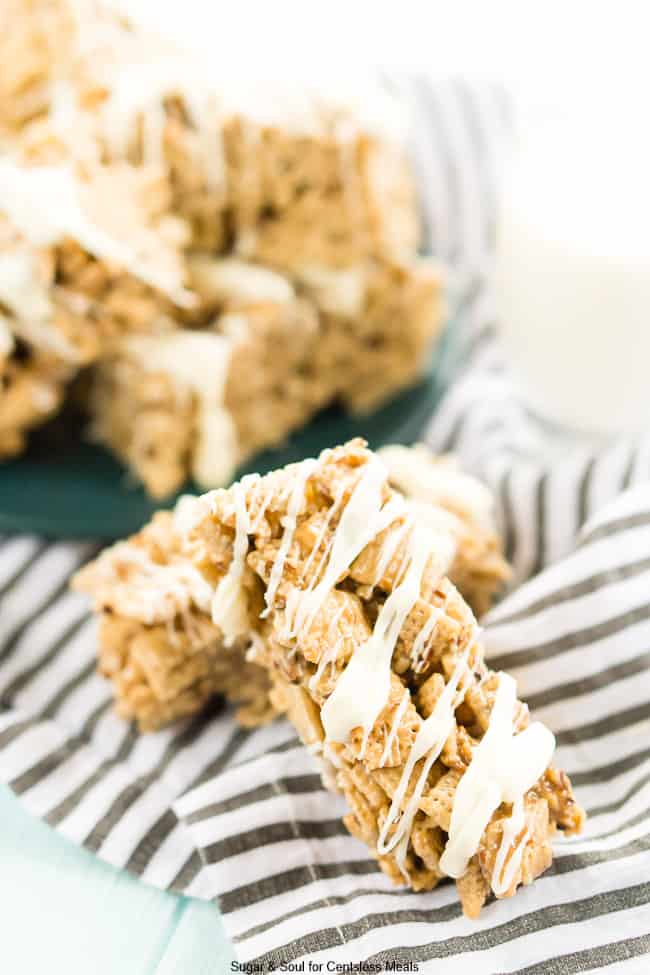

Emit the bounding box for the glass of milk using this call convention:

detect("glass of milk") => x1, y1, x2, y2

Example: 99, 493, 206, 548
494, 101, 650, 437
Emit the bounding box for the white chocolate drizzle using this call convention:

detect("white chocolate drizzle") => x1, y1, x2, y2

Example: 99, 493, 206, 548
210, 476, 255, 643
379, 688, 410, 768
319, 499, 456, 757
0, 315, 13, 359
410, 607, 444, 675
251, 483, 275, 533
0, 253, 81, 361
321, 518, 435, 754
308, 603, 347, 694
298, 480, 346, 587
376, 641, 472, 874
124, 331, 238, 489
438, 673, 555, 881
368, 518, 412, 590
262, 458, 317, 618
190, 256, 295, 306
0, 161, 193, 307
0, 254, 51, 327
98, 59, 226, 189
295, 265, 368, 318
285, 456, 403, 639
91, 57, 406, 206
491, 795, 529, 897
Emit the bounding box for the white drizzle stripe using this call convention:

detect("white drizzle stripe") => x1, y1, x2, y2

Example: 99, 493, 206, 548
125, 332, 237, 488
286, 457, 403, 639
298, 481, 346, 588
0, 162, 193, 307
210, 476, 255, 643
491, 794, 529, 897
319, 500, 457, 761
244, 477, 263, 528
410, 607, 443, 674
308, 604, 347, 694
376, 641, 471, 862
368, 519, 412, 590
99, 61, 224, 188
439, 673, 555, 879
0, 254, 63, 356
379, 689, 410, 768
251, 484, 274, 533
321, 520, 435, 754
392, 525, 418, 590
262, 459, 318, 618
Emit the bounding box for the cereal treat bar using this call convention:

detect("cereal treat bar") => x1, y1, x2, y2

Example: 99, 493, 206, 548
73, 506, 275, 731
86, 258, 328, 497
2, 1, 445, 493
176, 440, 583, 916
85, 256, 443, 498
74, 443, 510, 736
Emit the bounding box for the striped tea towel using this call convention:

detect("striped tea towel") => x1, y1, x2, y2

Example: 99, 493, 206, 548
1, 79, 650, 972
171, 484, 650, 972
2, 484, 650, 971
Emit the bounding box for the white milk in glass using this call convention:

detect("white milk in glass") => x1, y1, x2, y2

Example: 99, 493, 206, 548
494, 115, 650, 436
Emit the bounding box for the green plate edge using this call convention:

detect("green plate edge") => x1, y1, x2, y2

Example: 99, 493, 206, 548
0, 320, 456, 540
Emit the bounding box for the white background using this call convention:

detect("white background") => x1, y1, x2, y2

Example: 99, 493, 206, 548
120, 0, 649, 117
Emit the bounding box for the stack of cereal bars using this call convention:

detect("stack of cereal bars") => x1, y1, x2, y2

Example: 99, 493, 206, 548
0, 0, 444, 496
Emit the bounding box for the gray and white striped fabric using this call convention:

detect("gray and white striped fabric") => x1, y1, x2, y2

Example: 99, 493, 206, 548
1, 79, 650, 972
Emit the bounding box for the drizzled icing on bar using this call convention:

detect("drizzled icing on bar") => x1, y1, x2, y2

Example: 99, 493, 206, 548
492, 795, 529, 897
308, 603, 347, 694
376, 639, 472, 875
410, 605, 444, 675
272, 453, 551, 891
0, 316, 13, 359
321, 517, 455, 755
367, 517, 412, 591
0, 160, 193, 307
98, 59, 226, 189
438, 673, 555, 882
284, 456, 404, 639
210, 475, 256, 643
125, 331, 237, 489
0, 254, 50, 327
378, 688, 410, 768
192, 448, 556, 893
262, 458, 318, 618
0, 252, 78, 361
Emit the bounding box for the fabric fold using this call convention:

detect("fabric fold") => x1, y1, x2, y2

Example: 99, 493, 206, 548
159, 483, 650, 969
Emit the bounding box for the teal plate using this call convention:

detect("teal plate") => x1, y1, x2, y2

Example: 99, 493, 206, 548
0, 323, 455, 539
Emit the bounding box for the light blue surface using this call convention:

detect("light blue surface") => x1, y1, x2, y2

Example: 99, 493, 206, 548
0, 785, 235, 974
